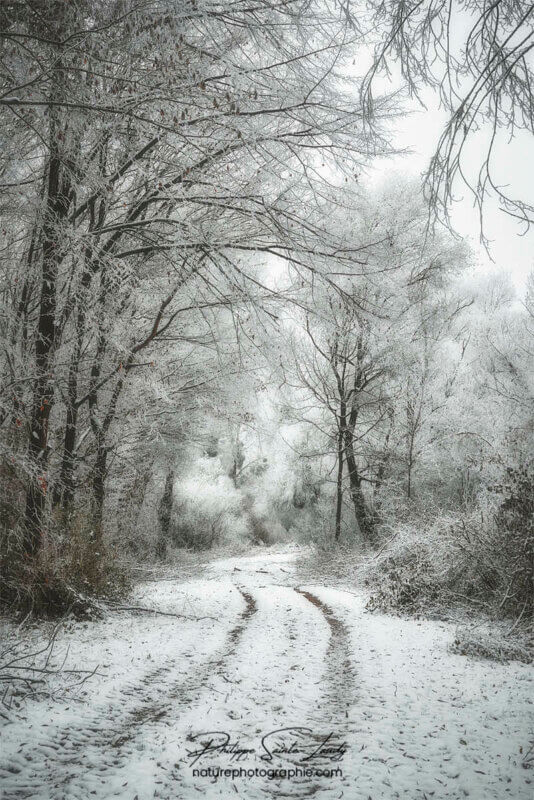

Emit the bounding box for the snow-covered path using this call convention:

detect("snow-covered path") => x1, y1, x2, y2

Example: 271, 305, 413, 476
1, 548, 532, 799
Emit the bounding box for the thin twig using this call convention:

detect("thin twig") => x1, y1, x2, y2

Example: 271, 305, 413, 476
109, 604, 216, 621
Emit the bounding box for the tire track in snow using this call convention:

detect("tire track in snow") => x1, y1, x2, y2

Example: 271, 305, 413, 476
289, 588, 358, 799
0, 587, 258, 800
296, 588, 357, 714
118, 587, 257, 729
159, 584, 338, 800
2, 576, 356, 800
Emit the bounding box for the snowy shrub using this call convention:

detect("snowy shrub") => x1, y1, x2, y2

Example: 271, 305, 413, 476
169, 464, 251, 550
490, 461, 534, 618
247, 513, 271, 545
0, 461, 25, 534
170, 502, 226, 550
451, 625, 533, 664
162, 453, 299, 551
242, 490, 290, 546
364, 500, 534, 623
364, 524, 441, 614
290, 497, 346, 550
0, 510, 129, 618
249, 464, 298, 532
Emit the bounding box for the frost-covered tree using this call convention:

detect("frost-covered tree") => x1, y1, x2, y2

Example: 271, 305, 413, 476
361, 0, 534, 229
0, 1, 393, 559
281, 179, 470, 540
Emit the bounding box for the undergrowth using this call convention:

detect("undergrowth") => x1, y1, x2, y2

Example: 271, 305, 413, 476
0, 512, 130, 620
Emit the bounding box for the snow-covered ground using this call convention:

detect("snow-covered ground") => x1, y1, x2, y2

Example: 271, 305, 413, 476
1, 547, 532, 799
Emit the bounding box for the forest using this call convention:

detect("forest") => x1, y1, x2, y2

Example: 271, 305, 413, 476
1, 0, 532, 624
1, 3, 533, 799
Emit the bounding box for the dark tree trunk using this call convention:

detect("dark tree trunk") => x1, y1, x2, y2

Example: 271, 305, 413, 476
344, 429, 373, 542
24, 96, 71, 554
342, 337, 375, 543
56, 401, 78, 511
157, 471, 174, 559
53, 255, 94, 513
229, 428, 244, 487
334, 397, 348, 541
335, 429, 344, 541
91, 442, 108, 542
373, 409, 394, 511
406, 397, 416, 499
117, 466, 153, 542
53, 364, 79, 513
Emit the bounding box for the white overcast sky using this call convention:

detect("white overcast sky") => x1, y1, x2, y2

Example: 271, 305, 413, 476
369, 86, 533, 294
371, 68, 534, 296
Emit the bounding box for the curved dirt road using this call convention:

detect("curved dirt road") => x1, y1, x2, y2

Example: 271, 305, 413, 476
1, 549, 532, 799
